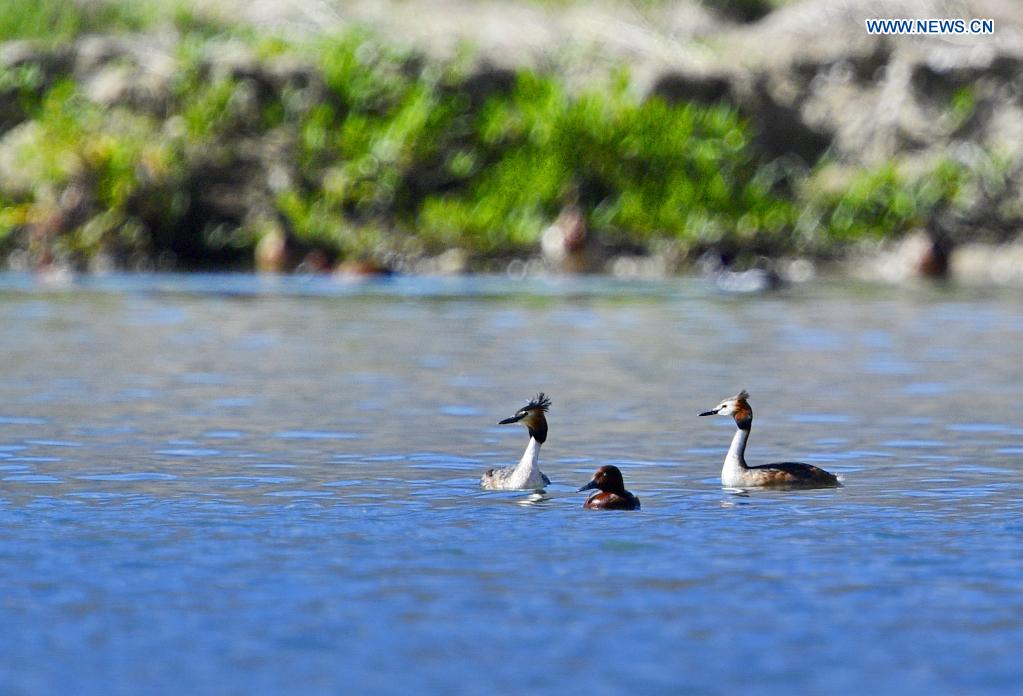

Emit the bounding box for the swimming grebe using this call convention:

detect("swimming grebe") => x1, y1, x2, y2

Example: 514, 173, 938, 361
699, 390, 840, 488
480, 393, 552, 490
578, 465, 641, 510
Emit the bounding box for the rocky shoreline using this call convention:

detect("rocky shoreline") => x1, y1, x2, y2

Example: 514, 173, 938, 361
0, 0, 1021, 282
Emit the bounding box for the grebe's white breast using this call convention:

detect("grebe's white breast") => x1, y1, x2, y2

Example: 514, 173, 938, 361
480, 437, 550, 490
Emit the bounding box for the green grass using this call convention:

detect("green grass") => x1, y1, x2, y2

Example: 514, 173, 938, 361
0, 0, 241, 44
3, 79, 186, 262
797, 156, 982, 253
0, 20, 1001, 270
417, 73, 791, 252
0, 0, 158, 43
279, 33, 798, 259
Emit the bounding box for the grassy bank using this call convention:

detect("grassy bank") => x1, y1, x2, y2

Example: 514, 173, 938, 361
0, 1, 1009, 273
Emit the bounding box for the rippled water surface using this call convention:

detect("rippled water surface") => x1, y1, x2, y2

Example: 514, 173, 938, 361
1, 273, 1021, 694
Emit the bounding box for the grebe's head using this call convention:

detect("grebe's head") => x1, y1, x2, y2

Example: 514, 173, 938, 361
498, 393, 551, 443
699, 390, 752, 429
578, 465, 626, 494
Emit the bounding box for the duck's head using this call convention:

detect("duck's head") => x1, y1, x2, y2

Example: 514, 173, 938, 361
578, 465, 626, 494
699, 389, 752, 430
498, 392, 550, 443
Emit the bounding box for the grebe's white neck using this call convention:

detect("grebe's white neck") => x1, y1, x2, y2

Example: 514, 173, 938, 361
505, 436, 543, 488
516, 436, 541, 473
722, 425, 750, 486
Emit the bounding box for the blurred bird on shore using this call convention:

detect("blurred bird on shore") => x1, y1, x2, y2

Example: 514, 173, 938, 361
541, 185, 591, 273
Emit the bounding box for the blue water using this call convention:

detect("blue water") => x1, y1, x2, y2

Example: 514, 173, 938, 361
1, 273, 1021, 694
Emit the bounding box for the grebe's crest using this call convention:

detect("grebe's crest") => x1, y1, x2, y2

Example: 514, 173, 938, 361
509, 392, 550, 419
524, 393, 551, 413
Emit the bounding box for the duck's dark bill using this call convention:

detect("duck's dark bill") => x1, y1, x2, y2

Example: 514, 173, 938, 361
498, 415, 524, 424
699, 409, 718, 416
578, 479, 598, 492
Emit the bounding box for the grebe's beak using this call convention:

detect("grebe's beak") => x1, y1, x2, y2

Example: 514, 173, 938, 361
578, 478, 598, 492
699, 408, 719, 416
499, 413, 525, 425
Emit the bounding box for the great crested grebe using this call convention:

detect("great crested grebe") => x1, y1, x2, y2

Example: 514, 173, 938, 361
578, 465, 640, 510
699, 390, 840, 488
480, 393, 552, 491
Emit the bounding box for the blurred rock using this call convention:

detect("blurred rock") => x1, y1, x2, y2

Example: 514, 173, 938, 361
608, 254, 672, 279
435, 248, 468, 275
461, 63, 518, 108
0, 121, 43, 196
952, 240, 1023, 285
649, 71, 730, 106
0, 40, 74, 82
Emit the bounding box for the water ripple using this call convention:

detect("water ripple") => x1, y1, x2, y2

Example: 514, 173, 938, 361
440, 406, 483, 417
946, 423, 1011, 433
208, 476, 299, 484
790, 414, 852, 424
264, 490, 336, 498
0, 416, 46, 425
156, 448, 222, 457
883, 440, 945, 448
3, 474, 60, 483
274, 430, 358, 440
77, 473, 178, 482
